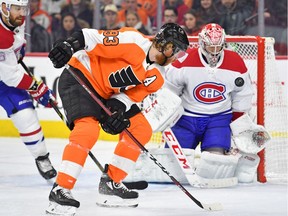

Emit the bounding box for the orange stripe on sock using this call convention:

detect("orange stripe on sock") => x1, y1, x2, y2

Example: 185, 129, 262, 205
57, 172, 77, 190
62, 117, 100, 166
107, 164, 128, 183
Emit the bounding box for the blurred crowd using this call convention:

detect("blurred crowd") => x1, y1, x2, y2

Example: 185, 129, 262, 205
28, 0, 287, 55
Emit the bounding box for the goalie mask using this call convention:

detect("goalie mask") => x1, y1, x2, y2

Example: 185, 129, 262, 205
154, 23, 189, 56
199, 23, 225, 67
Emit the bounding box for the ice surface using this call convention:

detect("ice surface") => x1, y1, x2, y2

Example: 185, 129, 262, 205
0, 137, 287, 216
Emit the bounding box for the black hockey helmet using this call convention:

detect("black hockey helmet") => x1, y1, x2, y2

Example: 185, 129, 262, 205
154, 23, 189, 54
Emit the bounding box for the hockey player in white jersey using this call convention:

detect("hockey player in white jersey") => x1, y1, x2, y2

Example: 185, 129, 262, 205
163, 23, 266, 184
0, 0, 56, 180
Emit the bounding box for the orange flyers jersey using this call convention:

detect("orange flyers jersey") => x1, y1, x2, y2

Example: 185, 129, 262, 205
68, 27, 165, 102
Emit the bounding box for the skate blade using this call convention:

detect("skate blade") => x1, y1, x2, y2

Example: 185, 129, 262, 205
45, 201, 77, 216
96, 194, 138, 208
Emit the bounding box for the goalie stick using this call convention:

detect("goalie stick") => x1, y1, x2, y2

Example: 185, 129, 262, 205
66, 65, 223, 211
163, 128, 238, 188
19, 60, 147, 191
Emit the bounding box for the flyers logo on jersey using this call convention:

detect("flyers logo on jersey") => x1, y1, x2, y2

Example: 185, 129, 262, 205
193, 82, 226, 104
109, 66, 141, 92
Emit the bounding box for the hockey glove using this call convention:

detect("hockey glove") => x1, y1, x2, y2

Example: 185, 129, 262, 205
48, 40, 74, 68
101, 99, 130, 135
28, 80, 56, 108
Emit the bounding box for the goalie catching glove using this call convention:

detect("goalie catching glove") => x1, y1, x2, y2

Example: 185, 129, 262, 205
101, 98, 130, 135
230, 113, 271, 154
28, 79, 56, 107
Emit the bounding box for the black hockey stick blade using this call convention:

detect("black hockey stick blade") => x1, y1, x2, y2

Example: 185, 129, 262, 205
123, 181, 148, 190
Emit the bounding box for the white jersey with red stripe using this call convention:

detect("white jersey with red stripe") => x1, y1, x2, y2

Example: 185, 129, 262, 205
0, 16, 26, 87
164, 48, 253, 117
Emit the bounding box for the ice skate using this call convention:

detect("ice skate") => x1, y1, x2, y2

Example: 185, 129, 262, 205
35, 153, 57, 181
96, 173, 139, 208
46, 183, 80, 216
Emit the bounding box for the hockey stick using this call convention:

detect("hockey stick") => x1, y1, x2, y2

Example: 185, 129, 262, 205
66, 65, 223, 211
163, 128, 238, 188
19, 60, 148, 190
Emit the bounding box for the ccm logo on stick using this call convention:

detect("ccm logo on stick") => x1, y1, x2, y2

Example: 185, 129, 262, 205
163, 130, 191, 169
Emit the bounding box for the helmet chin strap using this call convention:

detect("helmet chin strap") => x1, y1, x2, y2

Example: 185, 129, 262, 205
1, 8, 14, 27
159, 56, 168, 66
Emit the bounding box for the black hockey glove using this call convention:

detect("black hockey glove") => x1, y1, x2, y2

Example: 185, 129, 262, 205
48, 40, 74, 68
101, 99, 130, 135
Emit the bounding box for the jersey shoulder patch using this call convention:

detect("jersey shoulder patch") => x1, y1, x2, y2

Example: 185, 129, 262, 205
0, 23, 14, 49
219, 50, 247, 74
172, 48, 203, 68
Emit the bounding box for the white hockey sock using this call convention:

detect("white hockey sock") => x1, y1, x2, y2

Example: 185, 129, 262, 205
10, 108, 48, 158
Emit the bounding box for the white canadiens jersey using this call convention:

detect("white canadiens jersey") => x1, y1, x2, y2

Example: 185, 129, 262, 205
0, 17, 26, 87
164, 48, 253, 117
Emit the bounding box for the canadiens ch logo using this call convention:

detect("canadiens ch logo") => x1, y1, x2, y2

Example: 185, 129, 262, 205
193, 82, 226, 104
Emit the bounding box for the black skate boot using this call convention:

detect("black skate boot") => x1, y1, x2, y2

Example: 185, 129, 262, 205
35, 153, 57, 180
46, 183, 80, 215
96, 173, 139, 208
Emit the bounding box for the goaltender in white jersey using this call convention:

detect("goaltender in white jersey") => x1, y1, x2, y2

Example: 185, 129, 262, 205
126, 23, 271, 186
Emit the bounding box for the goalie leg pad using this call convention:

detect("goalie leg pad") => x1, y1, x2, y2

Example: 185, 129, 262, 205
124, 148, 195, 184
196, 151, 240, 179
235, 152, 260, 183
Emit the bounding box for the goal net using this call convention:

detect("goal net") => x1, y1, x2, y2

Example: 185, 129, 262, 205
142, 36, 288, 183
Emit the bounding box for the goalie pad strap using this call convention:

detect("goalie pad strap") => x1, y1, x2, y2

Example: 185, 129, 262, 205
235, 152, 260, 183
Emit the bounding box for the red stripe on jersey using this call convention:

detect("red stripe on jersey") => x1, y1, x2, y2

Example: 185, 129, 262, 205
16, 73, 34, 89
172, 48, 203, 68
172, 48, 247, 74
219, 50, 247, 74
20, 127, 42, 136
0, 22, 14, 49
232, 112, 244, 121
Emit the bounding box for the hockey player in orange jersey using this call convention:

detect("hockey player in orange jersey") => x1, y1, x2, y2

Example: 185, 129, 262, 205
45, 23, 189, 214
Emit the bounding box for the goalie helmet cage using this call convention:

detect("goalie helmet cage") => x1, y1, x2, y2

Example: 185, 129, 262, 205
144, 36, 288, 183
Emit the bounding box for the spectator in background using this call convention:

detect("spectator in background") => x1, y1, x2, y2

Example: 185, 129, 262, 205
30, 0, 52, 33
246, 0, 287, 55
214, 0, 255, 35
30, 19, 52, 52
195, 0, 217, 24
163, 7, 178, 24
100, 4, 122, 30
52, 12, 82, 43
183, 9, 204, 36
138, 0, 158, 25
40, 0, 68, 33
163, 0, 189, 25
118, 0, 151, 30
125, 11, 150, 34
61, 0, 94, 28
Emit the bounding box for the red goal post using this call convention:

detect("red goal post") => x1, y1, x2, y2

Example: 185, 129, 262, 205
145, 36, 288, 183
